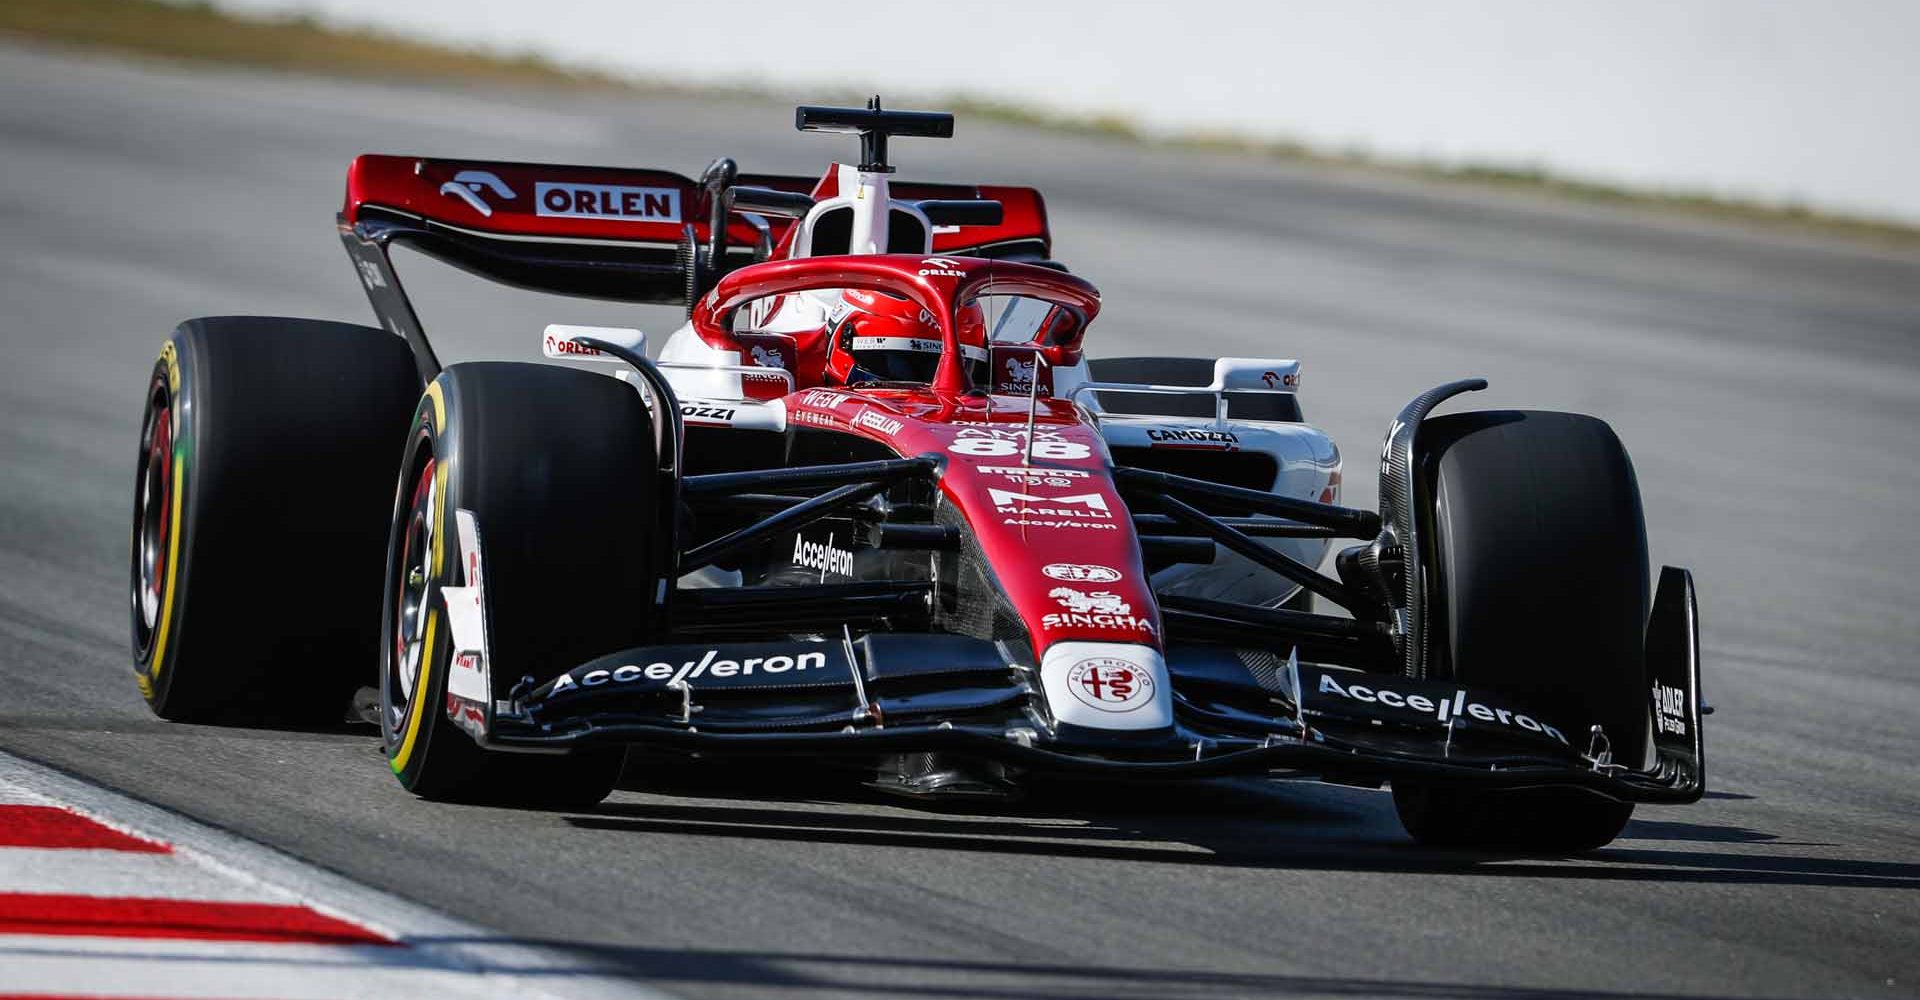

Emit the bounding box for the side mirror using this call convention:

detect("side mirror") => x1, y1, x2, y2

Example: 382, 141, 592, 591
542, 324, 645, 363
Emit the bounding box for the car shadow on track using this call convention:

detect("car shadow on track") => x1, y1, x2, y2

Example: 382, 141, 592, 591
1619, 817, 1830, 847
411, 937, 1801, 1000
571, 761, 1915, 891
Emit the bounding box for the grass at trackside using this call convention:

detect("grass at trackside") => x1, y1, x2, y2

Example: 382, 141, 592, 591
0, 0, 632, 88
6, 0, 1916, 247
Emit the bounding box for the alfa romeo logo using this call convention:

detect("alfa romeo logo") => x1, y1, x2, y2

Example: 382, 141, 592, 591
1065, 656, 1154, 712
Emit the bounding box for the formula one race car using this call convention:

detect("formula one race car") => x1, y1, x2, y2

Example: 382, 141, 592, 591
129, 100, 1703, 850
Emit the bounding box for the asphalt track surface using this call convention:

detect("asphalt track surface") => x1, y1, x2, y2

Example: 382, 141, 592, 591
2, 43, 1918, 1000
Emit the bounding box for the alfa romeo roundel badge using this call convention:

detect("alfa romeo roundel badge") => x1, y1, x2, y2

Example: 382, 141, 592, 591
1065, 656, 1155, 712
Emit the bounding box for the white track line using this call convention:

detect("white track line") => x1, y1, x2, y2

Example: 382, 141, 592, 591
0, 846, 276, 900
0, 748, 677, 1000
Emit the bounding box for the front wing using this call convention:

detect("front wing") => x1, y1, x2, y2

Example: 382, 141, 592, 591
484, 570, 1704, 804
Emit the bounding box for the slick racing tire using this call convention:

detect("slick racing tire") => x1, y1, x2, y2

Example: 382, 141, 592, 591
1391, 410, 1647, 853
381, 362, 660, 807
131, 317, 420, 722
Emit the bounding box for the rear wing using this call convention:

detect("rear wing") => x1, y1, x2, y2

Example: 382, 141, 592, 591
338, 154, 1051, 380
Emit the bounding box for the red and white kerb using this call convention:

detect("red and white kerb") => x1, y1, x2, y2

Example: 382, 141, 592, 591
0, 772, 660, 999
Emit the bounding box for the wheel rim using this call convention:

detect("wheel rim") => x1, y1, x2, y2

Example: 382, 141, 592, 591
132, 383, 173, 651
387, 454, 436, 738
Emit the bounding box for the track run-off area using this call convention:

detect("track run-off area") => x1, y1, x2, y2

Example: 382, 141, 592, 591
1, 43, 1917, 999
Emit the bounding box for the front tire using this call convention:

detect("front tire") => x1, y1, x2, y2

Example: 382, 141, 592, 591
1391, 410, 1647, 852
380, 362, 662, 806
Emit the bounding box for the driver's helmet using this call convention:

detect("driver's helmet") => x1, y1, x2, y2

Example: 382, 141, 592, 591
824, 288, 989, 387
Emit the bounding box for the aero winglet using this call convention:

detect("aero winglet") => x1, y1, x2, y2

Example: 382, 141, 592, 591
1645, 565, 1705, 800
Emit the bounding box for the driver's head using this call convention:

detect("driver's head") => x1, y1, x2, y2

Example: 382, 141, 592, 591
825, 288, 988, 388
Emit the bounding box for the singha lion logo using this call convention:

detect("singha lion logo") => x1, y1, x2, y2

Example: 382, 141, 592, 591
751, 344, 785, 368
1000, 356, 1046, 395
1048, 587, 1130, 615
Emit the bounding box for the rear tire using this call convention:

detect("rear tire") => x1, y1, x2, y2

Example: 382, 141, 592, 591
1391, 410, 1647, 852
380, 362, 662, 807
130, 317, 419, 723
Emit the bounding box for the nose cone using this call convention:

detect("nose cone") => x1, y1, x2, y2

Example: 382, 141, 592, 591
1039, 641, 1173, 730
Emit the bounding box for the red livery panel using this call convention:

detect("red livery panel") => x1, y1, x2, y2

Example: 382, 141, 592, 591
781, 388, 1160, 652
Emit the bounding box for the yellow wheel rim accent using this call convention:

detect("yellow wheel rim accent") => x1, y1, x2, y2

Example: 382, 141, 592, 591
146, 444, 185, 684
391, 610, 438, 774
391, 379, 450, 774
144, 343, 187, 693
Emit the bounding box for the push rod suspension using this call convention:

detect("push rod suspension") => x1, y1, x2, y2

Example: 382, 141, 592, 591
684, 456, 936, 497
680, 479, 893, 573
1131, 513, 1338, 539
1153, 493, 1360, 610
1113, 466, 1379, 537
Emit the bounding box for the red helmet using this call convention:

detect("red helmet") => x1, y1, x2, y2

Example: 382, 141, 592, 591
824, 288, 988, 388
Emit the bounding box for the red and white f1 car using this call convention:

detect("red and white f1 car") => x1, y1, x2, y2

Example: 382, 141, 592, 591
130, 101, 1703, 850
